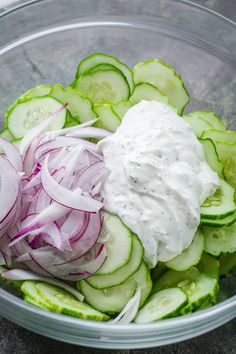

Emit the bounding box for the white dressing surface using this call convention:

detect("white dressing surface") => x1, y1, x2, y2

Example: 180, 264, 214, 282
98, 101, 219, 268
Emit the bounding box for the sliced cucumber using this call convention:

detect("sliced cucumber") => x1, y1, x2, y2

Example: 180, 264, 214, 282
112, 100, 132, 120
79, 277, 136, 314
203, 223, 236, 256
36, 282, 109, 321
202, 130, 236, 144
134, 287, 188, 323
219, 253, 236, 277
200, 179, 235, 220
151, 263, 167, 282
201, 211, 236, 227
85, 63, 118, 74
212, 142, 236, 189
199, 138, 224, 178
0, 266, 23, 291
197, 252, 220, 279
133, 59, 189, 114
183, 115, 214, 137
0, 129, 14, 142
51, 84, 96, 123
21, 281, 52, 310
184, 111, 225, 132
79, 262, 152, 314
6, 97, 67, 139
76, 52, 134, 93
93, 103, 120, 132
164, 229, 204, 271
87, 234, 143, 289
20, 85, 53, 100
96, 212, 133, 275
129, 82, 169, 106
152, 267, 218, 310
24, 295, 49, 310
74, 70, 130, 104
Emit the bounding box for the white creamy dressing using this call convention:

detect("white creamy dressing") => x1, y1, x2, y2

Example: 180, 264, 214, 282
98, 101, 219, 268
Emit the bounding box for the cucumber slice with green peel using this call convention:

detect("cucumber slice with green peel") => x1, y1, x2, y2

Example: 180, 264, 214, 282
36, 282, 109, 321
203, 223, 236, 256
76, 52, 134, 93
0, 129, 14, 142
183, 116, 214, 137
202, 130, 236, 144
112, 100, 132, 120
0, 266, 23, 290
199, 138, 224, 178
219, 253, 236, 277
79, 277, 137, 314
197, 252, 220, 279
85, 63, 119, 75
184, 111, 225, 131
6, 97, 67, 139
133, 59, 189, 114
64, 117, 79, 128
164, 229, 204, 271
212, 142, 236, 189
74, 70, 130, 104
21, 281, 52, 311
200, 179, 235, 220
94, 104, 120, 132
152, 267, 218, 310
95, 212, 133, 275
87, 234, 144, 289
79, 262, 152, 314
20, 85, 53, 100
51, 85, 96, 122
134, 288, 188, 323
201, 211, 236, 227
24, 295, 49, 310
129, 82, 169, 106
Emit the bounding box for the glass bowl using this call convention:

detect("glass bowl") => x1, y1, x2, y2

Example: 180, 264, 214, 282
0, 0, 236, 349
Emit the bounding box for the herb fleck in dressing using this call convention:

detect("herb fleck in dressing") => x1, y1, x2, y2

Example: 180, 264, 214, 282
98, 101, 219, 267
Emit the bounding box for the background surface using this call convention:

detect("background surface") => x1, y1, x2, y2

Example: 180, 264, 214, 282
0, 0, 236, 353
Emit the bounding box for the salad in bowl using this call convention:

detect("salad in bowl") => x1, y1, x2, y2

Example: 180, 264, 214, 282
0, 53, 235, 325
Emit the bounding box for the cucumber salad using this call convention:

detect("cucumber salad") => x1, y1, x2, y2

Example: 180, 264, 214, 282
0, 53, 235, 324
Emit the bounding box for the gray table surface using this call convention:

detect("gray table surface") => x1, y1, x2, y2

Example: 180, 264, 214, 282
0, 0, 236, 353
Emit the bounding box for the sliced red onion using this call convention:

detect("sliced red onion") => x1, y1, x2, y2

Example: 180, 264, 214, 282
111, 289, 141, 324
1, 269, 84, 301
0, 137, 23, 172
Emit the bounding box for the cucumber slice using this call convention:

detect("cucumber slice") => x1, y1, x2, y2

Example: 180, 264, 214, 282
74, 70, 130, 104
6, 97, 67, 139
152, 267, 218, 310
200, 179, 235, 220
64, 117, 79, 128
36, 282, 109, 321
202, 130, 236, 144
51, 84, 96, 123
87, 234, 144, 289
20, 85, 53, 100
203, 223, 236, 256
133, 59, 189, 114
129, 82, 169, 106
24, 295, 49, 310
96, 212, 133, 275
213, 142, 236, 189
0, 129, 14, 142
112, 100, 132, 120
219, 252, 236, 277
85, 63, 118, 74
201, 211, 236, 227
21, 281, 52, 310
0, 266, 23, 291
94, 104, 120, 132
164, 229, 204, 271
183, 115, 214, 137
184, 111, 225, 131
197, 252, 220, 279
199, 138, 224, 178
79, 262, 152, 314
134, 288, 188, 323
76, 52, 134, 93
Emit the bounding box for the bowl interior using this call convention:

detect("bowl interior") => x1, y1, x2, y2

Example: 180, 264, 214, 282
0, 0, 236, 348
